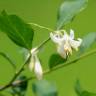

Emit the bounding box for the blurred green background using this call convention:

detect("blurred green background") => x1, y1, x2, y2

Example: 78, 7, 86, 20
0, 0, 96, 96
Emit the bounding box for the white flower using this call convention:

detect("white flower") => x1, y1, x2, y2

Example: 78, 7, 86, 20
50, 29, 82, 58
28, 48, 43, 80
34, 55, 43, 80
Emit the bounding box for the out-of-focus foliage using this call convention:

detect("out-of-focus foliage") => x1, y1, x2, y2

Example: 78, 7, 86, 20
32, 80, 58, 96
79, 32, 96, 55
56, 0, 88, 29
75, 80, 96, 96
9, 76, 28, 96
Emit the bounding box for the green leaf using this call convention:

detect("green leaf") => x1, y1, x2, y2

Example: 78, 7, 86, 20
49, 54, 67, 69
32, 80, 58, 96
0, 52, 16, 69
80, 91, 96, 96
75, 80, 83, 96
75, 80, 96, 96
11, 76, 28, 96
0, 10, 34, 50
79, 32, 96, 55
56, 0, 88, 29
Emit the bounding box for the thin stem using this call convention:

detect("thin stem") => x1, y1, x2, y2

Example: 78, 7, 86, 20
0, 49, 96, 91
0, 54, 31, 91
0, 52, 16, 69
29, 23, 53, 51
29, 22, 54, 32
36, 37, 50, 51
10, 54, 31, 83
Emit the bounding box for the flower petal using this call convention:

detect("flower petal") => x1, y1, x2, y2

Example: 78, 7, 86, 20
34, 55, 43, 80
57, 44, 66, 58
50, 32, 63, 44
70, 38, 82, 51
63, 32, 69, 41
28, 56, 35, 71
70, 29, 74, 39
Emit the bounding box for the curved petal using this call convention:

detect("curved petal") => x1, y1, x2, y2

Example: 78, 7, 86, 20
70, 29, 74, 39
34, 55, 43, 80
77, 38, 82, 43
50, 32, 63, 44
70, 38, 82, 51
57, 44, 66, 58
63, 32, 69, 41
28, 56, 35, 71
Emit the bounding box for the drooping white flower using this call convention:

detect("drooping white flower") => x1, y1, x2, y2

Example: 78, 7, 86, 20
28, 48, 43, 80
28, 55, 35, 71
34, 55, 43, 80
50, 29, 82, 58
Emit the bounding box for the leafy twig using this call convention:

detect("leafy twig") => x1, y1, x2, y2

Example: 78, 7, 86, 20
0, 23, 52, 91
0, 49, 96, 91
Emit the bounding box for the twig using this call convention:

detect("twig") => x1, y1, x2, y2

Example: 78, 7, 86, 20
0, 54, 31, 91
29, 22, 54, 32
36, 37, 50, 51
0, 52, 16, 69
0, 49, 96, 91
